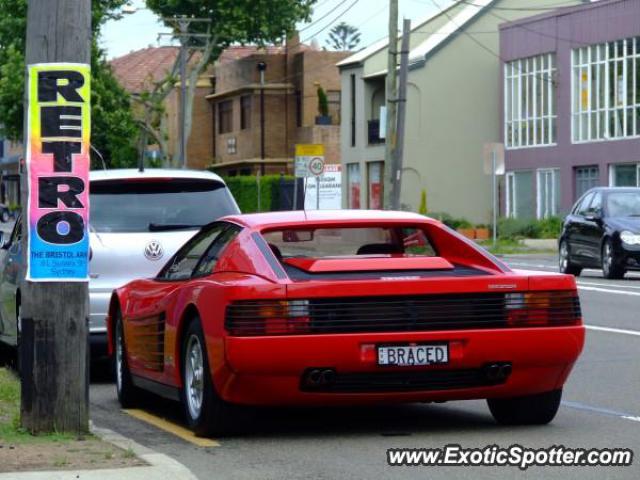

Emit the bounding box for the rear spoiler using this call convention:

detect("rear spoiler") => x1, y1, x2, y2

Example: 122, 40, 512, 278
283, 256, 454, 273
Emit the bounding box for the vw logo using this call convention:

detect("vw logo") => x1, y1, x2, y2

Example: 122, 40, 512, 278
144, 240, 164, 261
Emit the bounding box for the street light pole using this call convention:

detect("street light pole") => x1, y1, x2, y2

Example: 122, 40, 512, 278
257, 61, 267, 175
383, 0, 399, 210
178, 18, 188, 169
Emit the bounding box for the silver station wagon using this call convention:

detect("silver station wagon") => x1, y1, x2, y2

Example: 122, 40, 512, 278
0, 169, 239, 357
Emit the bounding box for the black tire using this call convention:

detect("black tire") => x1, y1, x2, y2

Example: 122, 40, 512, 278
114, 309, 143, 408
15, 300, 21, 376
181, 317, 238, 437
602, 239, 625, 280
558, 240, 582, 276
488, 389, 562, 425
0, 209, 9, 223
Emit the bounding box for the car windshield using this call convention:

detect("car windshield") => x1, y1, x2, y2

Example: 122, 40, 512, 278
606, 192, 640, 217
262, 227, 437, 259
90, 178, 239, 233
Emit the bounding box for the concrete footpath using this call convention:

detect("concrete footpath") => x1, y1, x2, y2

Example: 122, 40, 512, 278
0, 424, 198, 480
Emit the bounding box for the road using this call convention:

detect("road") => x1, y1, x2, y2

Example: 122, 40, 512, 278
90, 254, 640, 479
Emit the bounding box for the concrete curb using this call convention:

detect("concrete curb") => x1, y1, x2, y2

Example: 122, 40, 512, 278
0, 423, 198, 480
521, 238, 558, 250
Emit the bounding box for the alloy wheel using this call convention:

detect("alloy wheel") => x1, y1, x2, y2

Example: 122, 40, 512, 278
559, 242, 569, 272
185, 335, 205, 420
603, 243, 612, 276
115, 321, 124, 394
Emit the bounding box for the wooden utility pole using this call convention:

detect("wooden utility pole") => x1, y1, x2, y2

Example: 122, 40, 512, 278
383, 0, 399, 210
20, 0, 91, 434
392, 19, 412, 210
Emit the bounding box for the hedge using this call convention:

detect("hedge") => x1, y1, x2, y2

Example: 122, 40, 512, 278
220, 175, 295, 213
498, 216, 562, 240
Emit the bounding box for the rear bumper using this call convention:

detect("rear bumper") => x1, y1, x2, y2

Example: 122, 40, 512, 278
89, 290, 110, 334
218, 327, 585, 406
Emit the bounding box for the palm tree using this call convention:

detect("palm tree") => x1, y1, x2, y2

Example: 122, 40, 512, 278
326, 22, 361, 51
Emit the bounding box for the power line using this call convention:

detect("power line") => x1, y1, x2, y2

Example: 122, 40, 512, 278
299, 0, 349, 33
457, 0, 584, 11
429, 0, 557, 85
302, 0, 361, 43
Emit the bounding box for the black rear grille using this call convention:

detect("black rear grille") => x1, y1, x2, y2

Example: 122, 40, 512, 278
225, 291, 581, 336
300, 368, 506, 393
309, 294, 508, 333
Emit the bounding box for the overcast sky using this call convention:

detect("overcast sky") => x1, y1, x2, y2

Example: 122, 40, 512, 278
100, 0, 451, 60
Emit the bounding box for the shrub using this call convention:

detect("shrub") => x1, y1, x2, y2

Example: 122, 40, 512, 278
317, 86, 329, 117
498, 216, 562, 240
428, 212, 473, 230
418, 189, 427, 215
220, 175, 291, 213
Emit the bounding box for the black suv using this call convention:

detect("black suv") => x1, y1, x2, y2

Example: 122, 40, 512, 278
559, 187, 640, 279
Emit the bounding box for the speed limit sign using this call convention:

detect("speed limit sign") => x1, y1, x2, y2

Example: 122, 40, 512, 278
309, 156, 325, 176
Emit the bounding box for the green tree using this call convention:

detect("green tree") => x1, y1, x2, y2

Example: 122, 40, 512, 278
0, 0, 139, 168
326, 22, 361, 51
144, 0, 316, 165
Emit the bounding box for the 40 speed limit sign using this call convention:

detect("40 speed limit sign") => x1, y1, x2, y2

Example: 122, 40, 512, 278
308, 156, 325, 176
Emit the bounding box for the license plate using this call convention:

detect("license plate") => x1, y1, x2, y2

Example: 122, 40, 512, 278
377, 344, 449, 366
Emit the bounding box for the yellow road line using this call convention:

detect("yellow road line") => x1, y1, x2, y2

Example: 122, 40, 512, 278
123, 409, 220, 448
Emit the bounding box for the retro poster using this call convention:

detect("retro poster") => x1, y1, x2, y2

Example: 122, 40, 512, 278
26, 63, 91, 281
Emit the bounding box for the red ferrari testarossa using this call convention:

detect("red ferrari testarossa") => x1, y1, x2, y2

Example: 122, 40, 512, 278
107, 210, 584, 436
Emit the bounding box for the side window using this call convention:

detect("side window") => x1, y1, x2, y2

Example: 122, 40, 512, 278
576, 193, 594, 216
588, 192, 603, 214
193, 226, 240, 277
7, 218, 22, 250
159, 224, 226, 281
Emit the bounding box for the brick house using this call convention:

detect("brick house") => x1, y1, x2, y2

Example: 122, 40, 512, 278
111, 46, 213, 170
207, 35, 351, 176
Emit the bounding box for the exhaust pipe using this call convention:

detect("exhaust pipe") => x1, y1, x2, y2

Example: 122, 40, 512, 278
303, 368, 337, 389
484, 362, 512, 382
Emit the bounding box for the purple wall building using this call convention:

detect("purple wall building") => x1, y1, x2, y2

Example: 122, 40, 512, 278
499, 0, 640, 219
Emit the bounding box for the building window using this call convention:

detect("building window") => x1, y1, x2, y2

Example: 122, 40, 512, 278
575, 166, 600, 198
347, 163, 361, 209
240, 95, 252, 130
367, 161, 383, 209
610, 163, 640, 187
537, 168, 560, 219
295, 90, 302, 127
505, 171, 534, 218
572, 37, 640, 142
504, 54, 557, 149
327, 90, 341, 123
218, 100, 233, 134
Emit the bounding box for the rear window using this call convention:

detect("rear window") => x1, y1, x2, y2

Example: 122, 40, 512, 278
262, 227, 436, 259
90, 178, 239, 233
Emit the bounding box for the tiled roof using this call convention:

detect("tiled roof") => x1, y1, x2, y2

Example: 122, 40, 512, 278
216, 45, 288, 64
111, 44, 311, 93
110, 46, 180, 93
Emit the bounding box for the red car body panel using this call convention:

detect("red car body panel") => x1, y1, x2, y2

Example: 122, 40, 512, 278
107, 210, 585, 407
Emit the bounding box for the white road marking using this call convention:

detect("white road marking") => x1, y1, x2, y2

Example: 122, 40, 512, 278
585, 325, 640, 337
578, 281, 640, 290
578, 285, 640, 296
563, 401, 640, 423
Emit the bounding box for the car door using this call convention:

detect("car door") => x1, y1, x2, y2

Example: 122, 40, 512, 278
582, 191, 605, 262
565, 193, 594, 262
0, 219, 22, 345
124, 223, 231, 380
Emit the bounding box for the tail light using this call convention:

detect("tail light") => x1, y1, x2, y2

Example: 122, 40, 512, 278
505, 291, 581, 327
226, 300, 310, 336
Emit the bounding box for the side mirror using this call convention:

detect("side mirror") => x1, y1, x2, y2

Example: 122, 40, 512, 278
585, 211, 603, 223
